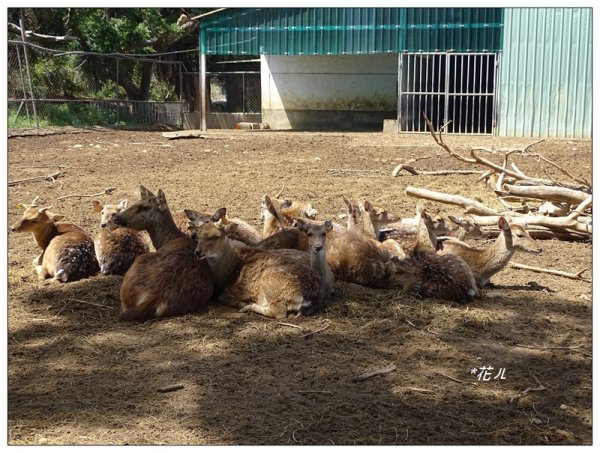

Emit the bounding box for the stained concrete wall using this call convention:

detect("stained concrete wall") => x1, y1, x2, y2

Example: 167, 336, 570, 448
261, 54, 398, 130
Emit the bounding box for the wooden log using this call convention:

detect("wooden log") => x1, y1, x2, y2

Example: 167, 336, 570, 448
406, 186, 499, 216
500, 184, 589, 204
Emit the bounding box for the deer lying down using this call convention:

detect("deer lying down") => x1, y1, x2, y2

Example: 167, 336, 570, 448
390, 209, 479, 303
190, 221, 322, 319
343, 197, 405, 258
437, 216, 542, 287
92, 199, 149, 275
397, 251, 479, 303
112, 186, 214, 321
260, 194, 320, 238
11, 202, 98, 282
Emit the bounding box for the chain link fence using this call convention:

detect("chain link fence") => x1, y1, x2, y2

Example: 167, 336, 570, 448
8, 40, 188, 129
180, 71, 261, 114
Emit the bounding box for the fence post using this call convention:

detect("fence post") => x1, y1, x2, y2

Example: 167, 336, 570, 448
116, 57, 120, 125
19, 14, 39, 128
15, 43, 32, 127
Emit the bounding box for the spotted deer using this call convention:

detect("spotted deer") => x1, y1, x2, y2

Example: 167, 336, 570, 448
92, 199, 149, 275
112, 186, 214, 321
10, 199, 98, 282
190, 221, 321, 319
390, 209, 479, 303
437, 216, 542, 287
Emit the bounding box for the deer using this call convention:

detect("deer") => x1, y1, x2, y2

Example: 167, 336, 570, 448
10, 198, 99, 282
444, 215, 485, 241
190, 220, 322, 319
388, 208, 479, 303
343, 197, 406, 258
112, 186, 214, 321
294, 219, 335, 302
260, 194, 319, 238
437, 216, 542, 288
325, 226, 410, 289
92, 199, 150, 275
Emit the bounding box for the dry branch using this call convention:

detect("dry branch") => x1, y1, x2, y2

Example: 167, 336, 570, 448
406, 186, 499, 216
510, 263, 591, 282
353, 363, 396, 382
157, 383, 185, 393
499, 184, 589, 204
56, 187, 117, 201
8, 171, 61, 186
161, 130, 209, 140
393, 165, 482, 177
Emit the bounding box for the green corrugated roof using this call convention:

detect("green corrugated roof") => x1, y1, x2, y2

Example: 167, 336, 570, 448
200, 8, 503, 55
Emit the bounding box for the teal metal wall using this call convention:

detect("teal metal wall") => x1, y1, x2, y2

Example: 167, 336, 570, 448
200, 8, 503, 55
497, 8, 592, 138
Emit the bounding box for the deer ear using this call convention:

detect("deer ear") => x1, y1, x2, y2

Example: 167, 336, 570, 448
139, 185, 155, 199
324, 220, 333, 233
92, 200, 103, 212
48, 213, 66, 223
156, 189, 168, 210
211, 207, 227, 222
118, 199, 129, 210
364, 200, 373, 211
185, 209, 200, 222
498, 216, 508, 230
293, 218, 307, 231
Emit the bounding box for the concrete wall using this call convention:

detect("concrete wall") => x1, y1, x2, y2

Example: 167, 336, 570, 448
261, 54, 398, 130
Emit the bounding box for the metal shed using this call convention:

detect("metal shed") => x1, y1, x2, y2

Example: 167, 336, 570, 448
197, 7, 591, 138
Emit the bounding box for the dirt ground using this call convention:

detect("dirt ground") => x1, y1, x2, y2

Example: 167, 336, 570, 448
6, 128, 592, 446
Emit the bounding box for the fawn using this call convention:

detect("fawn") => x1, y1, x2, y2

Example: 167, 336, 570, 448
11, 199, 98, 282
437, 216, 542, 287
191, 221, 322, 319
92, 199, 149, 275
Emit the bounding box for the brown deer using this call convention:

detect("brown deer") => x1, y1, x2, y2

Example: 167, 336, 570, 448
437, 216, 542, 287
92, 199, 150, 275
10, 200, 98, 282
343, 197, 406, 258
112, 186, 214, 321
446, 215, 485, 241
325, 227, 409, 289
260, 194, 320, 238
394, 251, 479, 303
191, 221, 322, 319
295, 219, 335, 302
388, 209, 479, 303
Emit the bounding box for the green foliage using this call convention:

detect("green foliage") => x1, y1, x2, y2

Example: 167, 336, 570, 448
9, 8, 208, 101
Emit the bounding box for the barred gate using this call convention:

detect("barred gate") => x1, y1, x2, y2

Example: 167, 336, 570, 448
8, 40, 187, 129
397, 52, 499, 134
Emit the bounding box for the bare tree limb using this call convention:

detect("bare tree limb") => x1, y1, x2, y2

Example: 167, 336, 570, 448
8, 171, 61, 186
354, 363, 396, 382
56, 187, 117, 201
510, 263, 591, 282
406, 186, 499, 216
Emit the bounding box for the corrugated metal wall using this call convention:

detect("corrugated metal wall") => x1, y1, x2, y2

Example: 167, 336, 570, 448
201, 8, 503, 55
497, 8, 592, 138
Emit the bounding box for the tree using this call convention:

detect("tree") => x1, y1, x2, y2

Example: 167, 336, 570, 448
8, 8, 209, 101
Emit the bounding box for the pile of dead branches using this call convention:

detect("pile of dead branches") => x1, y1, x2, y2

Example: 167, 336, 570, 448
395, 117, 592, 242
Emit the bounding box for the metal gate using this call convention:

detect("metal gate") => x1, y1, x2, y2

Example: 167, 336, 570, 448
397, 52, 499, 134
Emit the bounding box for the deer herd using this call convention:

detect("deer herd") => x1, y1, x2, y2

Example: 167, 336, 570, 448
10, 185, 543, 322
